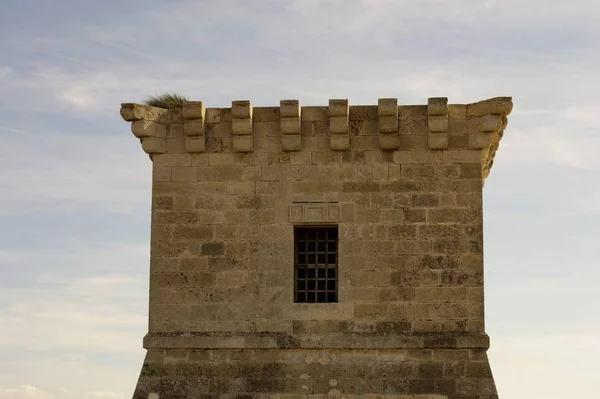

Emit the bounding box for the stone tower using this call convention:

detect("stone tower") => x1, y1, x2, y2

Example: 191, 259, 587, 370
120, 96, 513, 399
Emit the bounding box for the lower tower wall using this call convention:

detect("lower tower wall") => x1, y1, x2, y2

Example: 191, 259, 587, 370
133, 332, 496, 399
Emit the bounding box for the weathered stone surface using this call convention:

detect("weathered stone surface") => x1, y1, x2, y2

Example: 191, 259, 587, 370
120, 96, 513, 399
378, 98, 399, 117
182, 101, 205, 120
282, 135, 302, 152
233, 135, 253, 152
428, 133, 448, 150
330, 135, 350, 151
428, 116, 449, 133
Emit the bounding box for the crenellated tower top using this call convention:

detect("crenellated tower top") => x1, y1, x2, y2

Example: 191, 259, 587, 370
120, 96, 512, 179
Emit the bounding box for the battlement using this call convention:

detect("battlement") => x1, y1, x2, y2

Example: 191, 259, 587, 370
120, 97, 512, 179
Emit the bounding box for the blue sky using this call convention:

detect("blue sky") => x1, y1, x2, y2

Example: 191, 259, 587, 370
0, 0, 599, 398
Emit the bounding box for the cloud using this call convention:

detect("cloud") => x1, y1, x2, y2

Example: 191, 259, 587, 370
498, 106, 600, 172
82, 392, 125, 399
0, 0, 598, 116
0, 127, 150, 215
0, 241, 148, 355
0, 249, 28, 266
491, 332, 600, 399
0, 386, 54, 399
0, 385, 127, 399
0, 67, 10, 78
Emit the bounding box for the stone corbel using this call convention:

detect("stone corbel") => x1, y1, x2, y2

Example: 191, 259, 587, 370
329, 99, 350, 151
378, 98, 399, 150
466, 97, 513, 179
182, 101, 206, 153
120, 103, 169, 155
231, 100, 253, 152
427, 97, 448, 150
280, 100, 302, 152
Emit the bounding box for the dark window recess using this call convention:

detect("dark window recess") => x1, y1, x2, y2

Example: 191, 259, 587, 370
294, 226, 338, 303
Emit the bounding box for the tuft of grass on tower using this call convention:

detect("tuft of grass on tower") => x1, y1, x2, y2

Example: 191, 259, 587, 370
144, 93, 189, 109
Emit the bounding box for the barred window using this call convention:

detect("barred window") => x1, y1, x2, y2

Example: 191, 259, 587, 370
294, 226, 338, 303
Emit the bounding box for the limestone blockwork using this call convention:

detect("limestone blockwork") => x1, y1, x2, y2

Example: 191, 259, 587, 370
120, 97, 513, 399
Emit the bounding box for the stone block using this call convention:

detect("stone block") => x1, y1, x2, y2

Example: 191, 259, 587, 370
152, 165, 171, 182
481, 114, 503, 132
448, 135, 468, 148
184, 120, 205, 136
428, 133, 448, 149
330, 116, 349, 134
401, 164, 435, 179
448, 104, 467, 135
289, 151, 311, 165
378, 98, 398, 116
205, 108, 220, 124
142, 138, 167, 154
232, 135, 253, 152
171, 166, 198, 182
166, 138, 185, 153
226, 182, 255, 195
121, 103, 168, 122
288, 203, 341, 223
330, 135, 350, 151
174, 226, 213, 241
460, 163, 483, 179
231, 100, 252, 118
253, 106, 280, 122
379, 115, 398, 133
168, 123, 184, 138
280, 99, 300, 117
155, 123, 168, 138
328, 99, 349, 116
301, 106, 328, 121
428, 97, 448, 116
132, 120, 157, 138
191, 153, 209, 166
184, 137, 205, 153
468, 133, 492, 149
357, 120, 379, 135
165, 108, 183, 124
467, 96, 513, 117
428, 115, 449, 133
281, 117, 301, 135
232, 118, 252, 135
348, 105, 378, 121
182, 101, 205, 119
282, 135, 302, 152
441, 149, 484, 163
208, 153, 236, 166
153, 154, 192, 167
253, 121, 279, 137
120, 103, 144, 121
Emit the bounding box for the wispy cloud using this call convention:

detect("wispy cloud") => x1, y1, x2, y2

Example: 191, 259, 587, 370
0, 386, 126, 399
0, 127, 150, 215
0, 66, 11, 78
0, 385, 54, 399
491, 332, 600, 398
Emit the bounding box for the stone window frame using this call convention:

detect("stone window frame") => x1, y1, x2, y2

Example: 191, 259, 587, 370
293, 225, 339, 304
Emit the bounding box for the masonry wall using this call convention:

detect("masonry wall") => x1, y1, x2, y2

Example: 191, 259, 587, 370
121, 98, 511, 399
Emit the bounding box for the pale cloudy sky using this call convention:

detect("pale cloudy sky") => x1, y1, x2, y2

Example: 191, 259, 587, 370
0, 0, 599, 398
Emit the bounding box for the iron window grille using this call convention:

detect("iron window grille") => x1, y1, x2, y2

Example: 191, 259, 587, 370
294, 226, 338, 303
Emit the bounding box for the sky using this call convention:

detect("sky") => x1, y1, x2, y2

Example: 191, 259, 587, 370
0, 0, 599, 398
